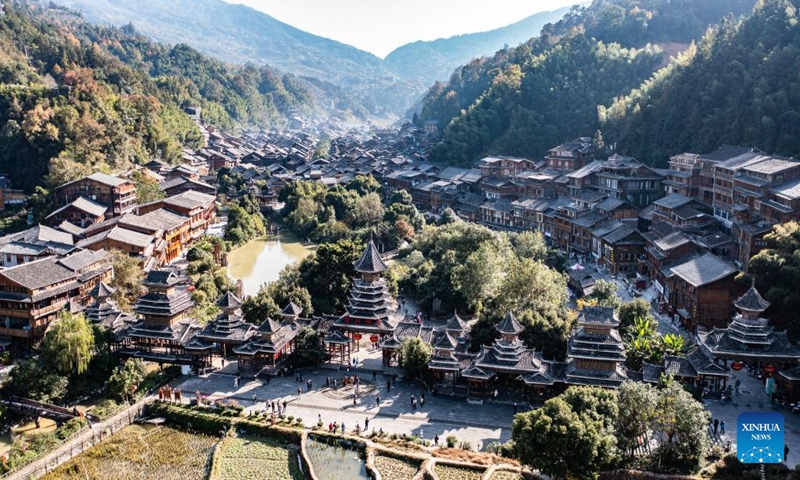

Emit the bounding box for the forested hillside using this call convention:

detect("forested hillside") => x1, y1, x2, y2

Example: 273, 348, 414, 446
601, 0, 800, 165
0, 1, 315, 192
417, 0, 756, 166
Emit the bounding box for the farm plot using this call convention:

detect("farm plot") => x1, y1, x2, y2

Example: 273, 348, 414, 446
373, 454, 421, 479
41, 425, 215, 480
212, 435, 302, 480
434, 463, 485, 480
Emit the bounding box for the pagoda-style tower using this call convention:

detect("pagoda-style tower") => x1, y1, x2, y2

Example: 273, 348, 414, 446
699, 285, 800, 364
565, 306, 627, 388
234, 316, 297, 374
462, 311, 558, 397
444, 311, 467, 337
331, 239, 400, 334
84, 281, 135, 335
429, 330, 460, 373
123, 270, 205, 364
194, 292, 255, 357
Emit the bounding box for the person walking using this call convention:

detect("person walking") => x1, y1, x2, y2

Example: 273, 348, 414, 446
376, 395, 381, 407
365, 417, 369, 430
713, 418, 719, 435
307, 379, 312, 391
233, 376, 239, 389
420, 393, 425, 408
283, 400, 287, 411
434, 434, 439, 447
785, 444, 789, 463
410, 394, 416, 411
298, 387, 302, 397
252, 393, 257, 404
720, 420, 725, 435
735, 378, 741, 393
326, 376, 330, 388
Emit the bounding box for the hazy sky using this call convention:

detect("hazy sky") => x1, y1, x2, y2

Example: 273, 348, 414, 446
224, 1, 581, 58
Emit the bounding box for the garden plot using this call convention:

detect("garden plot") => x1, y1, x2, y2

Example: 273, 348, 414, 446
373, 454, 421, 479
41, 425, 215, 480
212, 435, 303, 480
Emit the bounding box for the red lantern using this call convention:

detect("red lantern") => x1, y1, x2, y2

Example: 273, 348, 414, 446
764, 364, 777, 374
731, 362, 744, 371
370, 335, 379, 343
354, 333, 362, 341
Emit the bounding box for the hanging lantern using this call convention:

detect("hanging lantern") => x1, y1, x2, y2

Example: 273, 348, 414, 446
764, 364, 777, 374
370, 335, 379, 343
354, 333, 363, 341
731, 362, 744, 371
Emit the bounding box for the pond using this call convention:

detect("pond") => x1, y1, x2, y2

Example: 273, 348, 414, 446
227, 232, 316, 297
304, 438, 370, 480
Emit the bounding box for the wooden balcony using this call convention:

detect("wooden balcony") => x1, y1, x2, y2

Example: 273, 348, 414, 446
0, 326, 34, 338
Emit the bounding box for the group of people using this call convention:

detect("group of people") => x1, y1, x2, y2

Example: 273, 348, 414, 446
158, 386, 182, 403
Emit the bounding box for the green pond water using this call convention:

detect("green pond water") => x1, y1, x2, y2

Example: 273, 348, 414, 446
227, 232, 315, 297
305, 438, 370, 480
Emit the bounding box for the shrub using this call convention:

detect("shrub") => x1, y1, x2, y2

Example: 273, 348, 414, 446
459, 441, 473, 451
446, 435, 458, 448
287, 415, 294, 423
295, 417, 303, 426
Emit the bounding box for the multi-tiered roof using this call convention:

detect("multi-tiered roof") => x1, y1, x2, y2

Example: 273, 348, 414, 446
332, 240, 400, 333
463, 311, 559, 383
194, 292, 255, 346
699, 285, 800, 362
83, 281, 135, 333
126, 270, 199, 344
233, 316, 298, 359
565, 306, 628, 388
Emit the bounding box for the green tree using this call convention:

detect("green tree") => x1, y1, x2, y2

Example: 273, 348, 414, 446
452, 242, 506, 312
399, 337, 432, 380
298, 238, 361, 314
653, 377, 710, 472
513, 387, 618, 479
109, 249, 144, 310
350, 192, 384, 227
618, 298, 653, 332
3, 358, 69, 403
288, 327, 329, 368
616, 381, 659, 460
591, 279, 621, 310
133, 173, 165, 204
40, 312, 95, 376
241, 289, 280, 324
105, 358, 147, 403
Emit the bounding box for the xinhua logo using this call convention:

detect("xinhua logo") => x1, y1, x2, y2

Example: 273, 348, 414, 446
737, 412, 785, 464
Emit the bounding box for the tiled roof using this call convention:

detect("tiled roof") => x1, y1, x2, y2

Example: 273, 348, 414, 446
445, 312, 466, 332
0, 257, 75, 290
496, 311, 524, 335
216, 291, 243, 310
87, 172, 128, 187
734, 285, 770, 312
282, 301, 303, 316
143, 270, 181, 287
57, 249, 108, 272
577, 306, 618, 326
46, 196, 108, 220
353, 239, 387, 274
669, 253, 737, 287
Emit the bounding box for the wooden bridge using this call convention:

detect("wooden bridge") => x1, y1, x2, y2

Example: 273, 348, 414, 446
1, 396, 101, 424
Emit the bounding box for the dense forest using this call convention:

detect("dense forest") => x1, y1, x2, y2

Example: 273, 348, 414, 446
601, 0, 800, 165
416, 0, 757, 166
0, 1, 317, 192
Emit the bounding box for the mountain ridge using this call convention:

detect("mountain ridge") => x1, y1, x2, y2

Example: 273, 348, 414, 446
384, 6, 575, 86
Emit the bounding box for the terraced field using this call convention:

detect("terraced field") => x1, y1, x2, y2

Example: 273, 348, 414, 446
373, 454, 421, 479
434, 463, 485, 480
212, 435, 303, 480
41, 425, 215, 480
